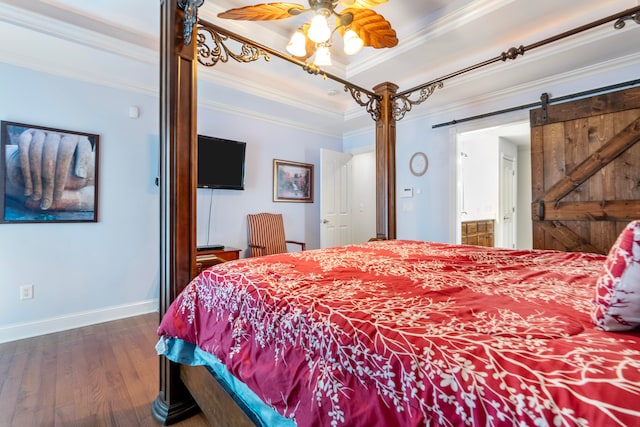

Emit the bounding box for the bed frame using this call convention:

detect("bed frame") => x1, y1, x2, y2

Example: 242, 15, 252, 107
151, 2, 399, 423
152, 2, 640, 425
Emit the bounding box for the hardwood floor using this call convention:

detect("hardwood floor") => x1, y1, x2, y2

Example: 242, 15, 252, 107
0, 313, 210, 427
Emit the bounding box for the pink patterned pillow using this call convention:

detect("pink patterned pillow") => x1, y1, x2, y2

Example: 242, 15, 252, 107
591, 220, 640, 331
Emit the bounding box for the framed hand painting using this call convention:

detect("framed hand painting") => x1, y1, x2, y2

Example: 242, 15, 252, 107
273, 159, 313, 203
0, 121, 99, 223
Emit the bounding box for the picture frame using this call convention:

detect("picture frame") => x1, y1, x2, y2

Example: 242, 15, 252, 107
273, 159, 313, 203
1, 121, 99, 223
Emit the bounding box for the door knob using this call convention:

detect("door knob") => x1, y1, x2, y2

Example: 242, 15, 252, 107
322, 219, 329, 224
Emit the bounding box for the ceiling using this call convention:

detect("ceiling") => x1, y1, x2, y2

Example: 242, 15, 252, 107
2, 0, 639, 135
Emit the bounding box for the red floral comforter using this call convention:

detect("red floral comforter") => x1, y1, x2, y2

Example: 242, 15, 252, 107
158, 240, 640, 426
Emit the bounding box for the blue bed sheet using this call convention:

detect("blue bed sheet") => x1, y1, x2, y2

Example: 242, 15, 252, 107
156, 336, 296, 427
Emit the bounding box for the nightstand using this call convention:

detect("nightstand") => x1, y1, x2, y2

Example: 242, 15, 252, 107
196, 247, 241, 273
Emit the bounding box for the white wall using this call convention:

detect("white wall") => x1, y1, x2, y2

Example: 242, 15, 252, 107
459, 134, 499, 222
517, 146, 533, 249
350, 151, 376, 243
497, 138, 519, 249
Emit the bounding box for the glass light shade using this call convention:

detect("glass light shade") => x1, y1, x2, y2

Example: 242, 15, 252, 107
314, 45, 332, 66
286, 31, 307, 57
308, 14, 331, 43
343, 29, 364, 55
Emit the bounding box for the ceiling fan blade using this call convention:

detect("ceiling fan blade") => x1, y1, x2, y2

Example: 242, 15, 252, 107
341, 0, 388, 8
218, 3, 305, 21
343, 8, 398, 49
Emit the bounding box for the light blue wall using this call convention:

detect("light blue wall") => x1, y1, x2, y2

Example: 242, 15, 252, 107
195, 103, 341, 255
344, 118, 456, 244
344, 58, 640, 244
0, 61, 341, 342
0, 63, 160, 338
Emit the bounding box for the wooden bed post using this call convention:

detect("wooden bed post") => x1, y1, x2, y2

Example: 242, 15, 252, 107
374, 82, 398, 240
152, 0, 200, 424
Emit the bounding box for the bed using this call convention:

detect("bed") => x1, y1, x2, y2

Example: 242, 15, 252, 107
153, 2, 640, 425
157, 231, 640, 426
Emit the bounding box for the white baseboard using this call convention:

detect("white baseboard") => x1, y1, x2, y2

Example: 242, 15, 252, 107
0, 299, 159, 344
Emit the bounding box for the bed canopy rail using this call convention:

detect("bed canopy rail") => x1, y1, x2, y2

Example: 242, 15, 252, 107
393, 5, 640, 120
154, 1, 640, 424
195, 6, 640, 124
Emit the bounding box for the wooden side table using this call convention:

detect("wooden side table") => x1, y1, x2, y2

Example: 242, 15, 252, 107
196, 247, 241, 273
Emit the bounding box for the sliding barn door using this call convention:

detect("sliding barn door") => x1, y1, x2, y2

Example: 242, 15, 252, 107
530, 86, 640, 254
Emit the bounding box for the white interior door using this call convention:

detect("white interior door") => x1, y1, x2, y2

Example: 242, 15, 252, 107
320, 149, 353, 248
499, 154, 517, 248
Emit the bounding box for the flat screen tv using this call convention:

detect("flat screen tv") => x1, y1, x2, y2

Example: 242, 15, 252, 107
197, 135, 246, 190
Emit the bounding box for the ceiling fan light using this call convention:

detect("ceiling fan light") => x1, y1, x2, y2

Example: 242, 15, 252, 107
308, 14, 331, 43
343, 29, 364, 55
314, 45, 332, 66
286, 30, 307, 57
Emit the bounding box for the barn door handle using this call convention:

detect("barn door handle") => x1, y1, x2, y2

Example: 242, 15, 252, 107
538, 201, 545, 220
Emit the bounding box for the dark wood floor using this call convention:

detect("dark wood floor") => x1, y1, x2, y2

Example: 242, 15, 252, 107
0, 313, 209, 427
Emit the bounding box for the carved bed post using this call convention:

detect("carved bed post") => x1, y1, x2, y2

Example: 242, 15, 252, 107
152, 0, 200, 424
373, 82, 398, 240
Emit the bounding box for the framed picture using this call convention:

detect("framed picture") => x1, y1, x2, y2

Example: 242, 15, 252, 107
1, 121, 99, 223
273, 159, 313, 203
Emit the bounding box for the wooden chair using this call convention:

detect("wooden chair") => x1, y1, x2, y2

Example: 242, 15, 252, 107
247, 213, 306, 257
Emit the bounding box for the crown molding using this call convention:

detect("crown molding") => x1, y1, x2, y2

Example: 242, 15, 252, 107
422, 39, 640, 123
197, 65, 347, 122
343, 49, 640, 138
198, 96, 343, 139
344, 19, 639, 119
7, 0, 157, 48
0, 2, 157, 65
456, 52, 638, 123
0, 48, 159, 99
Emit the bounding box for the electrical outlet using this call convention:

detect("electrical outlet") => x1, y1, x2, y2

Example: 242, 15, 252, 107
20, 285, 34, 300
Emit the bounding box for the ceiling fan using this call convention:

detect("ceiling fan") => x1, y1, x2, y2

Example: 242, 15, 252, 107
217, 0, 398, 64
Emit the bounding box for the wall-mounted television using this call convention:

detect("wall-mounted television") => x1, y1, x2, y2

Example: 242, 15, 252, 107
197, 135, 246, 190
